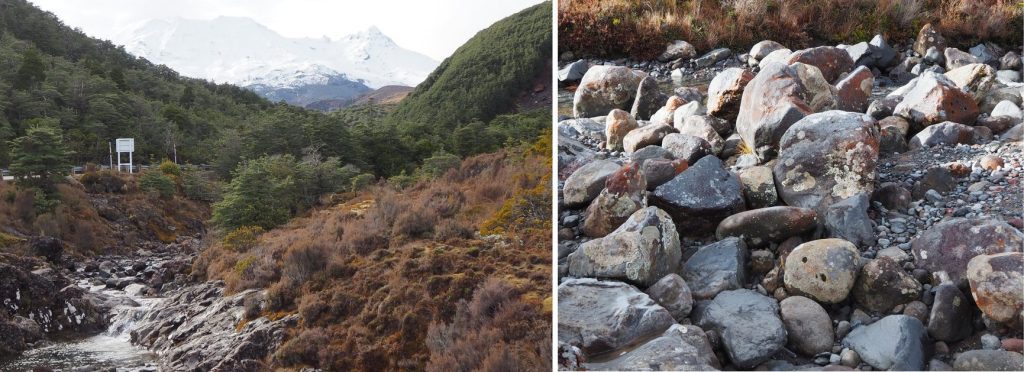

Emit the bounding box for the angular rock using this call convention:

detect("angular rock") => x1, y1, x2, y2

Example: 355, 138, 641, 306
1001, 51, 1022, 70
944, 47, 981, 71
824, 193, 876, 247
913, 23, 946, 56
966, 252, 1024, 326
867, 34, 898, 68
737, 165, 779, 209
573, 66, 646, 118
662, 133, 712, 165
843, 315, 927, 371
693, 289, 787, 368
583, 324, 720, 371
605, 109, 638, 151
913, 218, 1024, 288
927, 284, 974, 342
773, 111, 879, 213
736, 62, 813, 159
580, 166, 645, 238
784, 238, 861, 303
651, 156, 746, 236
658, 40, 697, 62
991, 100, 1023, 120
694, 48, 731, 68
631, 76, 667, 121
716, 206, 818, 247
640, 158, 686, 190
682, 237, 748, 300
944, 63, 996, 101
568, 207, 682, 287
675, 115, 726, 154
791, 62, 839, 112
786, 46, 855, 83
622, 123, 678, 154
558, 60, 589, 82
893, 72, 979, 127
867, 95, 902, 119
649, 96, 685, 126
836, 66, 874, 112
707, 68, 754, 121
562, 160, 620, 207
631, 145, 673, 163
780, 296, 834, 356
853, 256, 922, 312
910, 120, 992, 149
558, 278, 676, 355
644, 273, 694, 321
877, 116, 910, 153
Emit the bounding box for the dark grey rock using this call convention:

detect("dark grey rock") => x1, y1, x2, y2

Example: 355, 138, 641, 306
824, 193, 876, 247
842, 315, 927, 371
644, 273, 694, 322
558, 278, 676, 356
693, 289, 787, 368
927, 284, 974, 342
682, 237, 748, 300
582, 324, 720, 370
631, 76, 667, 121
652, 156, 745, 236
953, 350, 1024, 371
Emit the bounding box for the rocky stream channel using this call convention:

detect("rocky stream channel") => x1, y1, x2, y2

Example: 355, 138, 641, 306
0, 236, 293, 371
557, 24, 1024, 371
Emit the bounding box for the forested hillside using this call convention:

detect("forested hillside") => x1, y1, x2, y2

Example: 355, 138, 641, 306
0, 0, 550, 180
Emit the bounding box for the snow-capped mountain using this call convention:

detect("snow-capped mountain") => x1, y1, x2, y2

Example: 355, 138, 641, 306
116, 16, 438, 106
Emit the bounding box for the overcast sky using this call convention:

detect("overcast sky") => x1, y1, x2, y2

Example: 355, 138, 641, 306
29, 0, 545, 60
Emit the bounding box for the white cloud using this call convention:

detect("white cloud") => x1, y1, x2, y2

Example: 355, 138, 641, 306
28, 0, 545, 60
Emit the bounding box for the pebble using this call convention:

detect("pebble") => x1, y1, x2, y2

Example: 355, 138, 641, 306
982, 334, 1001, 350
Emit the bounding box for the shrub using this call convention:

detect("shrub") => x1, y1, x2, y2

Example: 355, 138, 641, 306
221, 225, 264, 252
139, 170, 175, 199
80, 170, 127, 193
274, 328, 330, 367
180, 166, 220, 202
158, 159, 182, 177
391, 208, 437, 239
282, 243, 327, 283
418, 152, 460, 179
350, 173, 375, 192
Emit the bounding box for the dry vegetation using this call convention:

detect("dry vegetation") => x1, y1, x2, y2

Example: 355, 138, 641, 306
0, 171, 210, 257
559, 0, 1023, 60
192, 132, 553, 371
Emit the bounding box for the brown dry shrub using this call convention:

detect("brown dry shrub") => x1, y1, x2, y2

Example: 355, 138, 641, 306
559, 0, 1022, 59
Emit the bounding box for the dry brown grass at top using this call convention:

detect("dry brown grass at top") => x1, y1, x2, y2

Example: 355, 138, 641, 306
559, 0, 1022, 60
191, 136, 553, 371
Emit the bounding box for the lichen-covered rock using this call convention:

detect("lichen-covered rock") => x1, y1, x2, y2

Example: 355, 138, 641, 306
773, 111, 879, 213
715, 206, 818, 247
557, 278, 676, 356
675, 115, 726, 155
573, 65, 646, 118
707, 68, 754, 121
682, 237, 748, 300
966, 252, 1024, 326
944, 47, 981, 71
652, 156, 746, 236
692, 289, 787, 368
784, 238, 861, 303
661, 133, 712, 165
913, 23, 946, 56
568, 207, 682, 287
911, 218, 1024, 287
562, 160, 620, 207
852, 257, 922, 312
737, 165, 779, 209
944, 63, 996, 101
580, 165, 646, 238
953, 349, 1024, 371
791, 62, 839, 111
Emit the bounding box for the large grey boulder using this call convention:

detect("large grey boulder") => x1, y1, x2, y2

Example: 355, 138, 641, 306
842, 315, 927, 371
562, 160, 620, 207
567, 207, 682, 287
651, 156, 745, 236
893, 72, 979, 127
773, 111, 879, 214
911, 218, 1024, 287
693, 289, 787, 368
558, 278, 676, 356
573, 66, 646, 118
682, 237, 748, 300
736, 62, 813, 160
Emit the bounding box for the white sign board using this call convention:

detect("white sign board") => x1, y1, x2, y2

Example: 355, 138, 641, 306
115, 138, 134, 153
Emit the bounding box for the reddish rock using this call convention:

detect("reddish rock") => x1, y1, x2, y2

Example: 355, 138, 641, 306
716, 206, 818, 247
736, 63, 814, 160
979, 155, 1005, 170
913, 23, 946, 56
1002, 338, 1024, 353
786, 46, 855, 83
893, 72, 979, 128
707, 68, 754, 121
853, 257, 922, 312
967, 252, 1024, 326
623, 124, 678, 154
912, 218, 1024, 287
605, 109, 639, 151
836, 66, 874, 112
